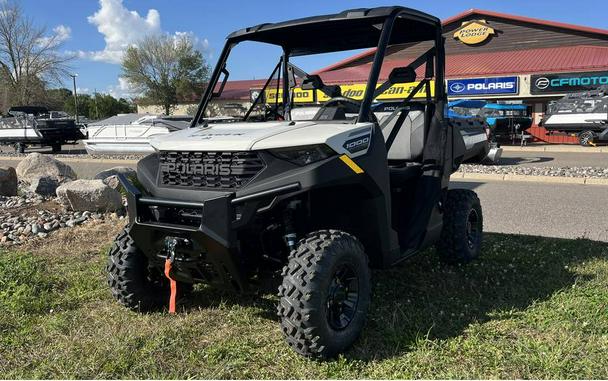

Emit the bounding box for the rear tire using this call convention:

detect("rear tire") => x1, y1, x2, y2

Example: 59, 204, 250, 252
437, 189, 483, 264
107, 228, 172, 311
579, 130, 595, 147
51, 143, 61, 153
15, 143, 25, 154
277, 230, 371, 359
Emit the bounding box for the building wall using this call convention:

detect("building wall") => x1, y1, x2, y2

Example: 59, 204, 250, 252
137, 100, 252, 116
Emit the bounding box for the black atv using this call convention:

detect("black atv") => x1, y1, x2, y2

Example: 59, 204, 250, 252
107, 6, 483, 359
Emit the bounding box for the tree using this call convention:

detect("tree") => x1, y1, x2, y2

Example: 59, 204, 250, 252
121, 33, 209, 115
56, 91, 135, 120
0, 1, 73, 107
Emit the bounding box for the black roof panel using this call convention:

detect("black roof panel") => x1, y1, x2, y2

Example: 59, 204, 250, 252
227, 6, 440, 55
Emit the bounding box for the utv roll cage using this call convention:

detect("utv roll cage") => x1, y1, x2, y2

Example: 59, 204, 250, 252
191, 6, 446, 126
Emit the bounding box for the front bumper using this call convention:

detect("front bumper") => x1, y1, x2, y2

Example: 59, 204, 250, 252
118, 173, 246, 290
117, 174, 301, 291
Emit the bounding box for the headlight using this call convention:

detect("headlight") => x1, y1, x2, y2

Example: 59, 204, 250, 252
270, 144, 335, 166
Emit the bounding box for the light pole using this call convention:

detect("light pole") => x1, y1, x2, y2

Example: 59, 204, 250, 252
70, 74, 79, 123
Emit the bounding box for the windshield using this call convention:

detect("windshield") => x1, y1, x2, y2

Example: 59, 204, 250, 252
198, 41, 372, 123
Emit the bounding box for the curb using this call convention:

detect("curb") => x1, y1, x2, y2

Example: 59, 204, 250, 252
501, 145, 608, 154
456, 172, 608, 186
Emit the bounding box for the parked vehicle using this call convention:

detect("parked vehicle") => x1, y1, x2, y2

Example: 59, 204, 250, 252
541, 86, 608, 146
83, 114, 191, 154
0, 106, 85, 153
107, 6, 483, 359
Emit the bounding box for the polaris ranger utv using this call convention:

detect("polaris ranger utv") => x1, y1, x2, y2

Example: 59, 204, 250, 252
107, 6, 483, 359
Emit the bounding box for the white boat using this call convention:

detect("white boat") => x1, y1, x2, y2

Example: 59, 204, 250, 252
0, 106, 84, 153
542, 86, 608, 134
83, 114, 191, 155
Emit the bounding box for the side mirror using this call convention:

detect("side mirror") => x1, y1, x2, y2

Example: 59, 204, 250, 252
213, 67, 230, 97
287, 66, 297, 89
388, 66, 416, 84
301, 74, 323, 90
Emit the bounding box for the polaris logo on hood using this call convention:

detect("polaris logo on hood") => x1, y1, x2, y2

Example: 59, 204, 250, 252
160, 162, 232, 176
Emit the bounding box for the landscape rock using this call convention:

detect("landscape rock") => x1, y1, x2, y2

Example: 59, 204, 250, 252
56, 179, 123, 212
16, 153, 76, 185
94, 166, 137, 181
0, 167, 18, 196
29, 176, 60, 196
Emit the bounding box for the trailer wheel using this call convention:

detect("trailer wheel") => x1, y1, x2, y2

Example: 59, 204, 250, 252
579, 130, 595, 147
107, 228, 178, 311
51, 143, 61, 153
437, 189, 483, 264
14, 143, 25, 154
277, 230, 371, 359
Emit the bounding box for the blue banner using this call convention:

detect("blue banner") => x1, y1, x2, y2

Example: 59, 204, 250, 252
447, 76, 519, 96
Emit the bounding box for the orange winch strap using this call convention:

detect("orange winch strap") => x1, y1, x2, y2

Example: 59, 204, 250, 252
164, 258, 177, 314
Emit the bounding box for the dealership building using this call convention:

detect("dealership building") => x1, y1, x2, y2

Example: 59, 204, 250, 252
311, 9, 608, 143
142, 9, 608, 143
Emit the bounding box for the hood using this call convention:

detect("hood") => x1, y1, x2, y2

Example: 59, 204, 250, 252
150, 121, 318, 151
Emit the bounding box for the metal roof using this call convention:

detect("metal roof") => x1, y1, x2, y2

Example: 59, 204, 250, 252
315, 45, 608, 84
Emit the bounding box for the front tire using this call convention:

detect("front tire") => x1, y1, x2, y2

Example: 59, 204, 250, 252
106, 228, 171, 311
437, 189, 483, 264
277, 230, 371, 359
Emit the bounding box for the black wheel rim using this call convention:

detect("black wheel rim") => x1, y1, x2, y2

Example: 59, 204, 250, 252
466, 208, 481, 250
326, 264, 359, 330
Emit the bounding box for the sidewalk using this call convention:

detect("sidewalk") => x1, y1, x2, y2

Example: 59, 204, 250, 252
501, 144, 608, 153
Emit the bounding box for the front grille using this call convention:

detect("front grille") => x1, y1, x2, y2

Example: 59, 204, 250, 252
159, 151, 265, 189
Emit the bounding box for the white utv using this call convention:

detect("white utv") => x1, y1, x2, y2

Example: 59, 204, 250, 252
107, 6, 483, 359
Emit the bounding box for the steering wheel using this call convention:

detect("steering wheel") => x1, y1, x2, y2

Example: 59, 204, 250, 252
316, 97, 378, 123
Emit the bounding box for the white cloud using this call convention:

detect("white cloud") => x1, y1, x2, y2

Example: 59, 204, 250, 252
53, 25, 72, 43
81, 0, 210, 65
107, 77, 140, 99
84, 0, 161, 64
38, 24, 72, 46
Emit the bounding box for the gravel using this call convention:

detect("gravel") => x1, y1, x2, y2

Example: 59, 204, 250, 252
0, 151, 146, 161
0, 183, 125, 246
459, 164, 608, 179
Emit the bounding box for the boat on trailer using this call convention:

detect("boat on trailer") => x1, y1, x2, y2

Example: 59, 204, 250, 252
0, 106, 85, 153
83, 114, 191, 155
541, 86, 608, 146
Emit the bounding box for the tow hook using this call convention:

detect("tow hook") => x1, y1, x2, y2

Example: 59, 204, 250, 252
163, 237, 190, 314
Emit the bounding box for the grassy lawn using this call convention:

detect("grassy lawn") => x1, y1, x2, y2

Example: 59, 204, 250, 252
1, 221, 607, 379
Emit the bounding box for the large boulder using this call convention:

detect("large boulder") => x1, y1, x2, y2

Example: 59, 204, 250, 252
56, 180, 123, 212
16, 153, 76, 185
0, 167, 18, 196
29, 176, 60, 196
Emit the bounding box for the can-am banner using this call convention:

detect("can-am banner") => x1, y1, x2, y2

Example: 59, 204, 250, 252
531, 71, 608, 94
447, 76, 519, 96
263, 81, 435, 104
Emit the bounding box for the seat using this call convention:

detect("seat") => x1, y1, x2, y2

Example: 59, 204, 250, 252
381, 108, 425, 162
380, 106, 426, 187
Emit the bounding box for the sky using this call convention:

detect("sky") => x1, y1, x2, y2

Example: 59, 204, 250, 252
18, 0, 608, 99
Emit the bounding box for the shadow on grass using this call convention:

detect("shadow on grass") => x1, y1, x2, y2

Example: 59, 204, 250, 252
177, 232, 606, 361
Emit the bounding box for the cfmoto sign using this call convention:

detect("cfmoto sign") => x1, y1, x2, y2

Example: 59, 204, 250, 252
531, 71, 608, 94
534, 77, 550, 90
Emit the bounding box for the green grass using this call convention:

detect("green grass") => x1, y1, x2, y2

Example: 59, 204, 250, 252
1, 233, 607, 379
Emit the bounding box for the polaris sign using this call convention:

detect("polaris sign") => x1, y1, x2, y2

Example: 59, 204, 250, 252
447, 76, 519, 96
531, 71, 608, 94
